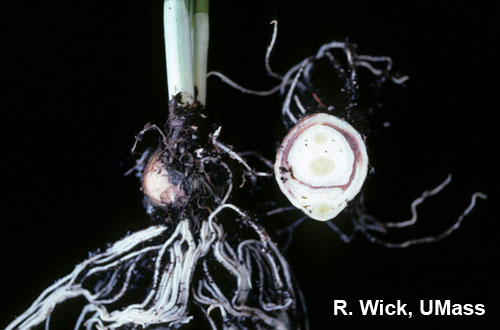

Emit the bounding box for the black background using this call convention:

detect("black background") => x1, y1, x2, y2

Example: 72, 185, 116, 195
2, 1, 497, 329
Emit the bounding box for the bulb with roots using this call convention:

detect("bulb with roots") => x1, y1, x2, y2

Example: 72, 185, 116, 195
5, 99, 307, 330
275, 113, 368, 221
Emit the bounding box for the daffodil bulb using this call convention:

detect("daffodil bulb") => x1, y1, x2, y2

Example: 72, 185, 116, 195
275, 113, 368, 221
142, 151, 189, 209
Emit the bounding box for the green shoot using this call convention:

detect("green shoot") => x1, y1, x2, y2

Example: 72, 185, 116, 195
163, 0, 209, 105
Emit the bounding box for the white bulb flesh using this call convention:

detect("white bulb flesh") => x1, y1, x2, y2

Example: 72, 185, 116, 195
275, 113, 368, 221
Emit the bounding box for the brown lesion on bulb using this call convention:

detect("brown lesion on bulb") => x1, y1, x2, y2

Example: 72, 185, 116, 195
142, 151, 190, 208
278, 166, 291, 183
279, 167, 290, 173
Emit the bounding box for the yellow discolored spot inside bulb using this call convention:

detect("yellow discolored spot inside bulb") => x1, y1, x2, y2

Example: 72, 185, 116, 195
313, 132, 327, 144
309, 156, 335, 177
314, 204, 333, 218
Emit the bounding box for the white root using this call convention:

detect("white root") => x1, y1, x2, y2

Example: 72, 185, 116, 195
7, 208, 299, 329
238, 151, 274, 170
6, 225, 167, 330
354, 180, 488, 248
317, 176, 487, 248
207, 71, 282, 96
265, 20, 283, 81
212, 127, 273, 180
273, 179, 487, 249
208, 22, 407, 130
384, 175, 453, 229
281, 58, 311, 125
